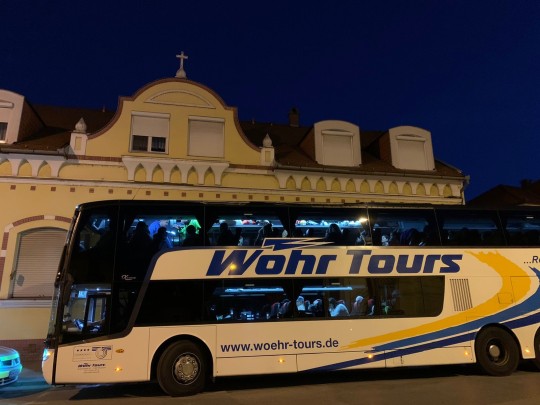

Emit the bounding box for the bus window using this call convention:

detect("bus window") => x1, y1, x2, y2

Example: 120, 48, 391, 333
206, 205, 289, 246
500, 211, 540, 246
296, 278, 373, 318
203, 279, 293, 321
294, 279, 328, 317
436, 209, 505, 246
116, 205, 205, 282
61, 283, 111, 340
375, 277, 444, 317
68, 208, 117, 285
135, 280, 205, 326
208, 217, 284, 247
123, 215, 202, 248
290, 207, 370, 245
367, 208, 439, 246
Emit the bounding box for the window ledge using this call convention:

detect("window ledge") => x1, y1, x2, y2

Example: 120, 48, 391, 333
0, 299, 52, 308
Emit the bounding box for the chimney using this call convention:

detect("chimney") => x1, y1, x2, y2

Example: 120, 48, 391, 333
288, 107, 299, 127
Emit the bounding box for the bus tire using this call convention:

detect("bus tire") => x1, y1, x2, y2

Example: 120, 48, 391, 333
157, 340, 206, 396
475, 328, 519, 376
532, 331, 540, 370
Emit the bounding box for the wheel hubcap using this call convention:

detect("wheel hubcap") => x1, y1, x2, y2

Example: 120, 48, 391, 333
173, 353, 199, 384
488, 343, 501, 359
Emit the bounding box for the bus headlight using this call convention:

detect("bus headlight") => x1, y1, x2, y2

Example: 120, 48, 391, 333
42, 349, 53, 362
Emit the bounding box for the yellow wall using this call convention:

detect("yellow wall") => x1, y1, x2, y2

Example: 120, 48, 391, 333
0, 307, 51, 340
85, 79, 261, 166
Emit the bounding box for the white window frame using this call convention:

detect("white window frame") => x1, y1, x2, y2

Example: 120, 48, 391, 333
130, 112, 170, 154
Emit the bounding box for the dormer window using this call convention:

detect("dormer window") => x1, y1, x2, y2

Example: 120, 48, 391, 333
313, 120, 361, 167
388, 126, 435, 171
130, 112, 169, 153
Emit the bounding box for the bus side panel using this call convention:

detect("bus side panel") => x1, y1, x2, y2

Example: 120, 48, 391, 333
53, 328, 151, 383
217, 355, 297, 376
216, 321, 377, 375
385, 346, 474, 367
297, 352, 386, 371
511, 276, 539, 360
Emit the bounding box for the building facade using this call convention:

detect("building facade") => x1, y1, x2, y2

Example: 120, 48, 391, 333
0, 63, 466, 360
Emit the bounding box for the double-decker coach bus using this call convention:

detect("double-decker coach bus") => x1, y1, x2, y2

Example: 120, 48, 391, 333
42, 200, 540, 396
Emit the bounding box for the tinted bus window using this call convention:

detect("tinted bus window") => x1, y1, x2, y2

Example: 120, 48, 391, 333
289, 207, 369, 245
436, 209, 505, 246
374, 277, 444, 317
204, 279, 294, 321
68, 207, 118, 284
135, 276, 444, 326
500, 211, 540, 246
205, 205, 289, 247
136, 280, 205, 325
367, 208, 439, 246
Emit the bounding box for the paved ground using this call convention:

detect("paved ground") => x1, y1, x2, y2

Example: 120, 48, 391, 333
4, 360, 540, 405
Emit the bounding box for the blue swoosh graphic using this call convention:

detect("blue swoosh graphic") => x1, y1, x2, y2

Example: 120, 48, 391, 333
372, 266, 540, 351
306, 266, 540, 372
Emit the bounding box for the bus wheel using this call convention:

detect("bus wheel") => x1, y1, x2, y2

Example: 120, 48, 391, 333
532, 331, 540, 370
157, 340, 206, 396
475, 328, 519, 376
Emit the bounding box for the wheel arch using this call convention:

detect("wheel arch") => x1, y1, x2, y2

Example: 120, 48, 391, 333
150, 334, 214, 381
532, 326, 540, 369
474, 323, 522, 359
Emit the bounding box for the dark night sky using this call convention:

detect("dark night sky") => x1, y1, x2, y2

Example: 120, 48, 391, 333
2, 1, 539, 200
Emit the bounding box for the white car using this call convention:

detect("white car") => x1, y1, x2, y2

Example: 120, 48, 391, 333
0, 346, 23, 386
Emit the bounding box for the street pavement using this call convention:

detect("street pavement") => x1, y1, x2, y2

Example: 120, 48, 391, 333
3, 360, 540, 405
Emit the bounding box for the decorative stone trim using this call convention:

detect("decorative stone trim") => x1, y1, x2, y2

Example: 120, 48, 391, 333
0, 153, 66, 177
122, 156, 229, 185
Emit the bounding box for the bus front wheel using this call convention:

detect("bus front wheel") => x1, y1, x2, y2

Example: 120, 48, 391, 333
475, 328, 519, 376
157, 340, 206, 396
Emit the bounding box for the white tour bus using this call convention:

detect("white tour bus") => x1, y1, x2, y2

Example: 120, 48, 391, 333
42, 200, 540, 395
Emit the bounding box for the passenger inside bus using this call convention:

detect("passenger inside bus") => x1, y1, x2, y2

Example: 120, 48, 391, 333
216, 222, 239, 246
324, 223, 343, 245
125, 221, 153, 279
307, 298, 324, 317
182, 224, 203, 246
296, 296, 307, 317
254, 221, 273, 246
149, 219, 170, 238
328, 297, 349, 317
152, 226, 173, 252
350, 295, 368, 316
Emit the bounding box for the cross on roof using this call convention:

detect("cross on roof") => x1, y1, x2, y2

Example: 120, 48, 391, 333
175, 51, 188, 78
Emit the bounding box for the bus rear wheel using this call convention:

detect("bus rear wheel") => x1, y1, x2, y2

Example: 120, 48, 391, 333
532, 331, 540, 370
475, 328, 519, 376
157, 340, 206, 396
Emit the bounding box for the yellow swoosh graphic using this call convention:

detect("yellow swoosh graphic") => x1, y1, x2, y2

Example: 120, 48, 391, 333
343, 251, 531, 350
